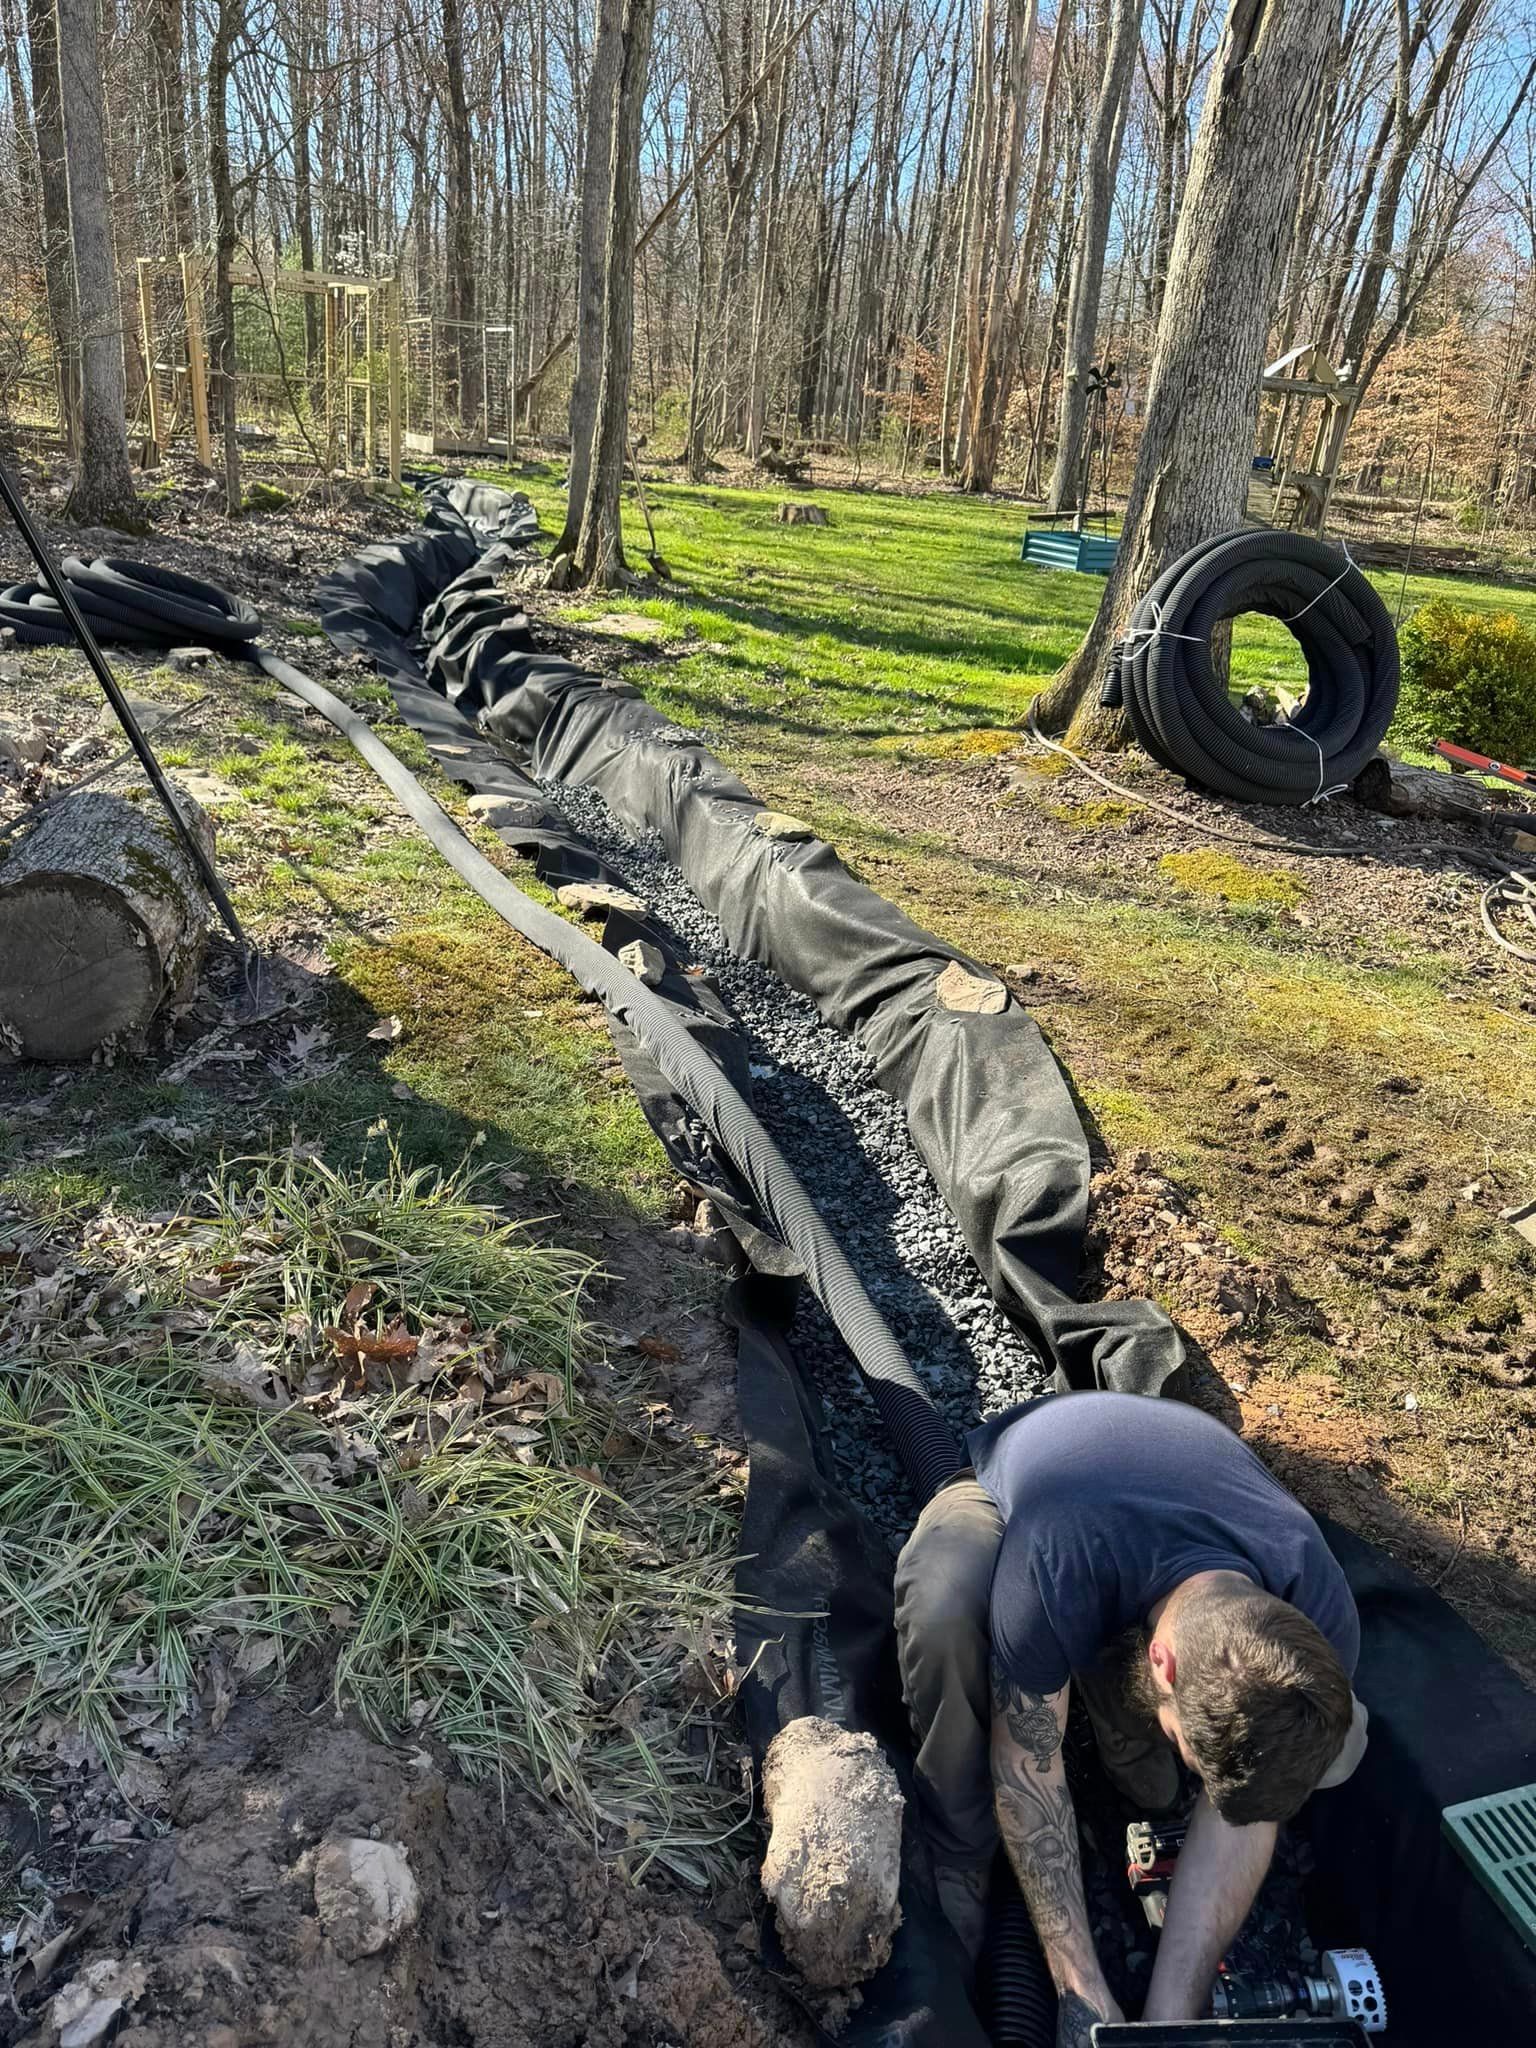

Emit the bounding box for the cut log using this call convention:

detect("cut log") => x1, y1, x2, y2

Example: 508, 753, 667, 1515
1352, 755, 1497, 826
0, 785, 215, 1059
775, 502, 827, 525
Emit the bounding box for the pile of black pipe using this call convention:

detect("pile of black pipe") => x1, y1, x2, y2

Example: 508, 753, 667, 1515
1109, 527, 1400, 804
0, 556, 260, 649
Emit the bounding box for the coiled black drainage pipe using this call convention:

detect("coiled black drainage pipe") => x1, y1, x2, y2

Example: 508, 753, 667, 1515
1111, 527, 1399, 806
254, 651, 962, 1503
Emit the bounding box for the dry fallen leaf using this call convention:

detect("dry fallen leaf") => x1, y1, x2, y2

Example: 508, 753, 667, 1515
635, 1336, 681, 1363
286, 1022, 331, 1063
367, 1015, 403, 1043
201, 1344, 290, 1411
338, 1279, 378, 1326
324, 1326, 420, 1363
233, 1633, 281, 1678
206, 1645, 237, 1732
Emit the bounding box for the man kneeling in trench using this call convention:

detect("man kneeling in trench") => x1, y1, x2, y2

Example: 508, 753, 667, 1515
894, 1391, 1368, 2043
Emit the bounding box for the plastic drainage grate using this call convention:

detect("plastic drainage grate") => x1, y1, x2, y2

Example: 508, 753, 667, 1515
1442, 1781, 1536, 1952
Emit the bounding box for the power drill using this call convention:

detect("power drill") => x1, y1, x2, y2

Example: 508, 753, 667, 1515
1124, 1822, 1388, 2033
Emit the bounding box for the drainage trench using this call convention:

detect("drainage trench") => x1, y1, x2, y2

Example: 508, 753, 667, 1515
308, 483, 1536, 2048
537, 772, 1050, 1543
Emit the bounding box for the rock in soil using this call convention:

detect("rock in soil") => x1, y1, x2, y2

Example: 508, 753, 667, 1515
618, 937, 666, 987
760, 1716, 904, 1989
50, 1958, 148, 2047
311, 1836, 419, 1958
556, 879, 648, 920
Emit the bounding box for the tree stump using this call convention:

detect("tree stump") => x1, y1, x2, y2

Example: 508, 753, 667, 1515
0, 786, 215, 1059
1352, 754, 1496, 826
775, 502, 827, 525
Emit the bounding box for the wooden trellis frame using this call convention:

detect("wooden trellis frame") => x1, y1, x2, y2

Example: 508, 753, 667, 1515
399, 314, 520, 457
136, 257, 401, 486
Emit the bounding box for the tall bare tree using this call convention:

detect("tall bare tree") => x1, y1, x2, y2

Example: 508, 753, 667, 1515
208, 0, 243, 514
559, 0, 624, 555
1036, 0, 1342, 743
54, 0, 138, 525
1046, 0, 1145, 511
572, 0, 657, 584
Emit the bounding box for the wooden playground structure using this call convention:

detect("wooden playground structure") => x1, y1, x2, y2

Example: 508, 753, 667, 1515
1255, 342, 1361, 534
135, 258, 526, 481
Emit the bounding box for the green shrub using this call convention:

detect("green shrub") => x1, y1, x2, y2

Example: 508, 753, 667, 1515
1392, 598, 1536, 762
1455, 497, 1488, 534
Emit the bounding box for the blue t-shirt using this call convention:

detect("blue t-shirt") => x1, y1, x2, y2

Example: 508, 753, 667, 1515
968, 1393, 1359, 1695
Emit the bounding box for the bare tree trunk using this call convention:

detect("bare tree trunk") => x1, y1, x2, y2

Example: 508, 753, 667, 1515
572, 0, 655, 587
964, 0, 1065, 493
745, 30, 791, 462
1036, 0, 1340, 745
0, 0, 37, 233
208, 0, 243, 517
958, 0, 1038, 491
1046, 0, 1145, 512
440, 0, 478, 424
26, 0, 80, 448
151, 0, 196, 252
559, 0, 623, 553
55, 0, 139, 525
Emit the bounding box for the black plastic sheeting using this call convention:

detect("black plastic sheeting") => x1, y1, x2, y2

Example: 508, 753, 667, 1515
318, 483, 1536, 2044
416, 513, 1183, 1400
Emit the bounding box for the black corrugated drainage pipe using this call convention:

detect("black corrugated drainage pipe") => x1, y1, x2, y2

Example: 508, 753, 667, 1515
253, 649, 963, 1505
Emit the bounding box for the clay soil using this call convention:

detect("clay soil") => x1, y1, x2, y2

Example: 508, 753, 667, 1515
3, 1706, 806, 2048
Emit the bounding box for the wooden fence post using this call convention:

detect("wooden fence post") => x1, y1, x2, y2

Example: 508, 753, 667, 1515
137, 260, 163, 456
387, 281, 402, 487
179, 254, 213, 470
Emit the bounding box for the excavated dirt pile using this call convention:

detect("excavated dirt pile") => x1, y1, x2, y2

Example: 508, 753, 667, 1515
6, 1708, 807, 2048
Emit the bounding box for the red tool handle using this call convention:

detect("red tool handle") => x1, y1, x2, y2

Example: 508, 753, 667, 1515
1434, 739, 1533, 785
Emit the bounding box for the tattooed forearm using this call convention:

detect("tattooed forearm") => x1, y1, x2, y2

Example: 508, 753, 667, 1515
990, 1658, 1063, 1772
994, 1734, 1085, 1944
990, 1661, 1106, 2008
1056, 1989, 1109, 2048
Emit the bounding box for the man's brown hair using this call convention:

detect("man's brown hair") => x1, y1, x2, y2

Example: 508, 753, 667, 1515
1173, 1585, 1352, 1824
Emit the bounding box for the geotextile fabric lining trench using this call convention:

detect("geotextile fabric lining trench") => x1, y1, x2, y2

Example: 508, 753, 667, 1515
407, 543, 1186, 1405
1110, 528, 1400, 806
315, 484, 1536, 2045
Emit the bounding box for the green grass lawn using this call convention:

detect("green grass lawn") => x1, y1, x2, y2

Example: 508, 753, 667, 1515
483, 461, 1536, 769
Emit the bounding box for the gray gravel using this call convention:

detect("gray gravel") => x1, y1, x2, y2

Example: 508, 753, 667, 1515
536, 776, 1052, 1545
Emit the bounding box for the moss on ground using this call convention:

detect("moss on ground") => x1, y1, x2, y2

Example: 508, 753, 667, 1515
870, 726, 1020, 760
1047, 796, 1139, 829
1159, 848, 1307, 909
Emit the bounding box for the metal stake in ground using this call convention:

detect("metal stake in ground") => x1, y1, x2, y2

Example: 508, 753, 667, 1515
0, 459, 249, 956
